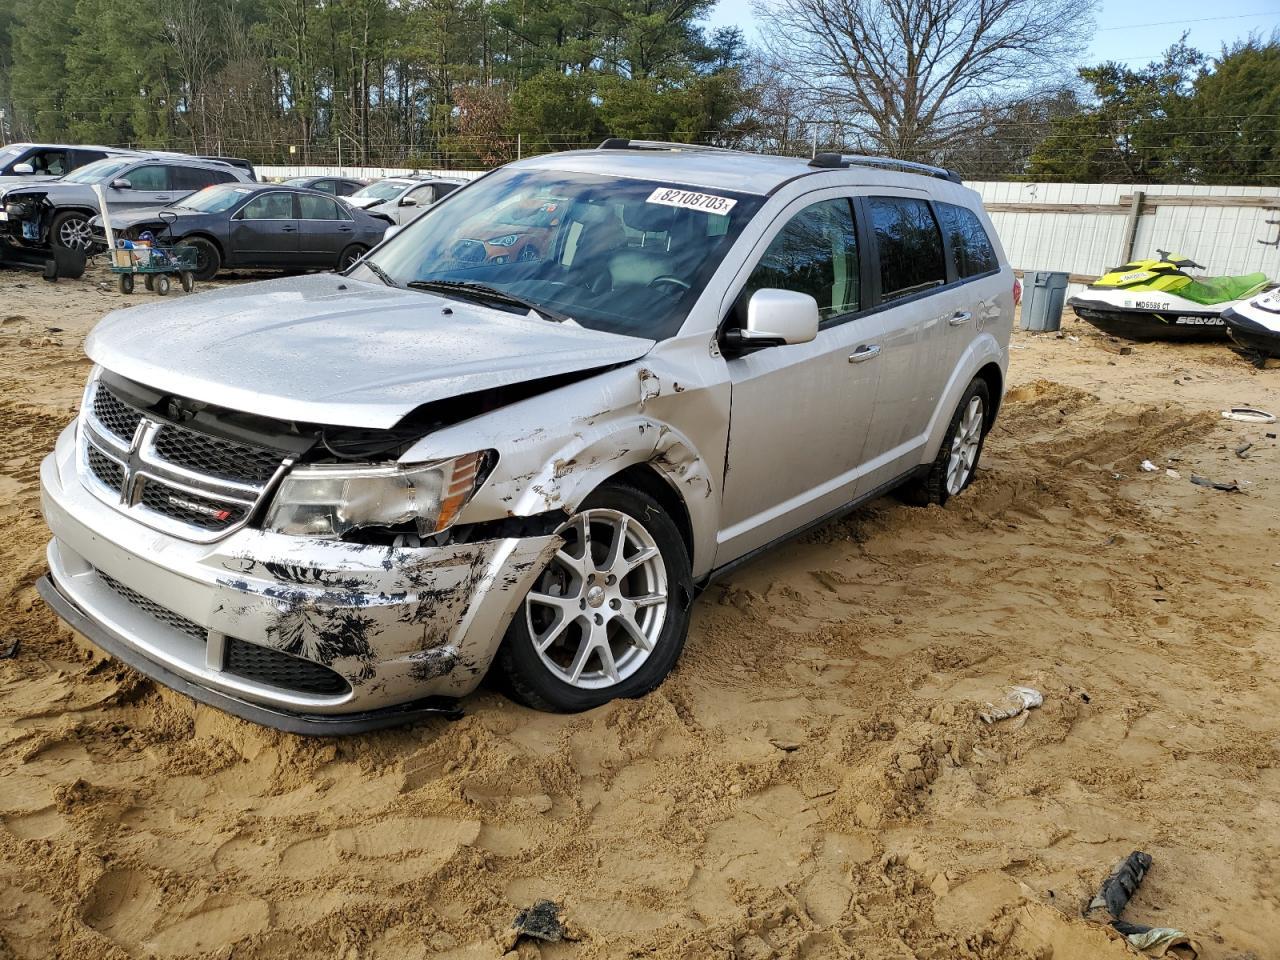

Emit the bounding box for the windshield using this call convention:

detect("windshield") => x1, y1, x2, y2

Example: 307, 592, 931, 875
177, 184, 255, 213
62, 158, 132, 184
355, 167, 763, 340
351, 180, 410, 201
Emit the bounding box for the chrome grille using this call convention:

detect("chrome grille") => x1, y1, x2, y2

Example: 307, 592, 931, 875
86, 445, 125, 489
153, 429, 283, 484
79, 379, 295, 543
92, 386, 144, 442
224, 638, 350, 695
98, 570, 207, 642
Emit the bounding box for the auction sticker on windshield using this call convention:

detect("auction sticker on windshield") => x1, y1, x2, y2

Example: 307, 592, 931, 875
646, 188, 737, 216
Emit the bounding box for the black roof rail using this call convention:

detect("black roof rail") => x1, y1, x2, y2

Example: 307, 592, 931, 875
809, 151, 962, 184
597, 138, 732, 154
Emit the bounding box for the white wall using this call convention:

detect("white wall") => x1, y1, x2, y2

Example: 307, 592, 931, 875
971, 181, 1280, 296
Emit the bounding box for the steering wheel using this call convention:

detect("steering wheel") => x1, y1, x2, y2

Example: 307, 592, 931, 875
649, 275, 690, 291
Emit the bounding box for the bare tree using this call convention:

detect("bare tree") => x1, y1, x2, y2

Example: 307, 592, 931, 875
754, 0, 1094, 159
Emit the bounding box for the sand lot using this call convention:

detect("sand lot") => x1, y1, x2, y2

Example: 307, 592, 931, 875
1, 266, 1278, 960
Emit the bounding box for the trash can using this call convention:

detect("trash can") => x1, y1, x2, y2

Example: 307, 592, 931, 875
1020, 270, 1070, 332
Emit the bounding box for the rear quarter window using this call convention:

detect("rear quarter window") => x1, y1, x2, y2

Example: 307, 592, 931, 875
867, 196, 946, 301
938, 202, 998, 278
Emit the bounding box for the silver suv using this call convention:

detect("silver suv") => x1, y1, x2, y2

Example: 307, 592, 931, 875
343, 175, 468, 225
38, 142, 1013, 733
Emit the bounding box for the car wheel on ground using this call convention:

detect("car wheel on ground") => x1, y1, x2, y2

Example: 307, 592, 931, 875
337, 244, 366, 270
50, 211, 93, 251
498, 482, 693, 712
913, 378, 991, 506
185, 237, 221, 281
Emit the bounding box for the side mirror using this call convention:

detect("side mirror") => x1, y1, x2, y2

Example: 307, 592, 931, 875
398, 197, 418, 207
724, 288, 820, 355
12, 162, 35, 175
382, 224, 403, 240
110, 178, 132, 190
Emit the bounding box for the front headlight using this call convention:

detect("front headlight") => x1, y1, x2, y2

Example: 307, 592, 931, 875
488, 233, 520, 247
264, 451, 491, 539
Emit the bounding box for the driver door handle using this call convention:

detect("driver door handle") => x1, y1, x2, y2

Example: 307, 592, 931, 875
949, 311, 972, 326
848, 344, 881, 363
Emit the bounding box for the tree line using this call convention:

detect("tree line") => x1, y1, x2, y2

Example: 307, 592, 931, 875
0, 0, 1275, 185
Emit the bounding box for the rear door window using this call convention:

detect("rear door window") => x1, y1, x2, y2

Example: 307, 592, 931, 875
241, 192, 296, 219
937, 202, 998, 278
867, 196, 946, 301
741, 198, 860, 323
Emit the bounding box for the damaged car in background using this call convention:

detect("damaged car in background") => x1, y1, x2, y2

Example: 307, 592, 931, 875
38, 141, 1013, 733
89, 183, 392, 280
0, 154, 251, 262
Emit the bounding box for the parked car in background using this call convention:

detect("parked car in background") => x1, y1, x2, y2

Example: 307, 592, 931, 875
37, 142, 1012, 733
89, 182, 389, 279
282, 175, 365, 197
343, 175, 467, 225
0, 155, 252, 255
0, 143, 138, 187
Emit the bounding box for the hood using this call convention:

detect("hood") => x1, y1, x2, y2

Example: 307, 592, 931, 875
85, 273, 655, 429
0, 174, 58, 188
90, 206, 193, 230
344, 196, 384, 210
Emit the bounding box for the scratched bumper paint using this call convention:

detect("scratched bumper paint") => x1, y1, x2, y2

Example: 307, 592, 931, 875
40, 422, 560, 714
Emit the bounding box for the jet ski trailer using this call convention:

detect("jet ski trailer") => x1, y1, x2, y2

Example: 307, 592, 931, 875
1223, 288, 1280, 364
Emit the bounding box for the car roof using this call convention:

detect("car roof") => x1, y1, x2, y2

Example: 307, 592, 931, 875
3, 143, 141, 154
512, 144, 964, 197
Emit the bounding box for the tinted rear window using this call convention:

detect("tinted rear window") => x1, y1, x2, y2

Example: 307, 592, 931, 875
938, 202, 998, 278
867, 196, 946, 301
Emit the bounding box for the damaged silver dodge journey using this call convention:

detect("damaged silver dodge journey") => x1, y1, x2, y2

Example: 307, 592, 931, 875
38, 141, 1013, 733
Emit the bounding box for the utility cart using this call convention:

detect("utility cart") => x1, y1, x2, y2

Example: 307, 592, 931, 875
104, 208, 196, 296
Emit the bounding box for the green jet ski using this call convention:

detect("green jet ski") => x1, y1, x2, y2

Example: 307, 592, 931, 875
1067, 250, 1270, 342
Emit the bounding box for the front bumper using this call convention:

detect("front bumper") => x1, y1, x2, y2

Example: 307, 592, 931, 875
39, 421, 561, 732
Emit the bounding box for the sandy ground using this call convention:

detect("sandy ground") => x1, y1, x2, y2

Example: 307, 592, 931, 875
1, 264, 1278, 960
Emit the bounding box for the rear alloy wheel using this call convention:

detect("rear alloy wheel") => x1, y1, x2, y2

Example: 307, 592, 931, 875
186, 237, 221, 281
337, 243, 367, 271
51, 211, 93, 251
912, 378, 991, 506
498, 484, 693, 712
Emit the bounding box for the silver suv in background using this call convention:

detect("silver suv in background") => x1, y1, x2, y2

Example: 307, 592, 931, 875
1, 155, 253, 254
38, 142, 1013, 733
343, 175, 468, 225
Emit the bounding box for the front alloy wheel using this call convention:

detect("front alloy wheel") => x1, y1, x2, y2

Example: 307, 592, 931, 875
498, 483, 693, 712
54, 214, 92, 250
526, 508, 668, 689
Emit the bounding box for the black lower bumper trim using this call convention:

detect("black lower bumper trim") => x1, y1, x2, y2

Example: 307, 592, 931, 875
36, 574, 463, 736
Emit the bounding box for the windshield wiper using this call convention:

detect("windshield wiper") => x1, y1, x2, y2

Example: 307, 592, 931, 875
358, 258, 397, 287
406, 279, 569, 322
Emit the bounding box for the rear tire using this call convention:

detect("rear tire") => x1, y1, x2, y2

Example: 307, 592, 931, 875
497, 483, 693, 712
180, 271, 195, 293
186, 237, 221, 281
337, 243, 366, 271
911, 378, 991, 506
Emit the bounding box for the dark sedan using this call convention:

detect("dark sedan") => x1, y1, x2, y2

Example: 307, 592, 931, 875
90, 183, 388, 280
281, 175, 366, 196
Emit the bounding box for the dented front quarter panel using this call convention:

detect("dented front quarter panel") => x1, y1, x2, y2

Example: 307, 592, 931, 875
401, 333, 731, 580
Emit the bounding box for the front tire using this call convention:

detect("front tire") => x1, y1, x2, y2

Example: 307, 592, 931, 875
914, 378, 991, 506
498, 483, 693, 712
186, 237, 221, 281
337, 243, 366, 270
50, 211, 93, 252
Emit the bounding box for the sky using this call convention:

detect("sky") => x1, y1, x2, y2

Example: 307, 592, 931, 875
705, 0, 1280, 67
